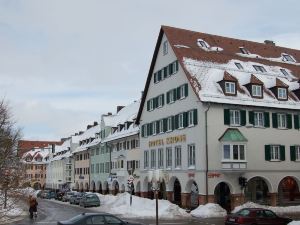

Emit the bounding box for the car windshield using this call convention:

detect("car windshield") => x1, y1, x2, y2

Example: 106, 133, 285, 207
237, 209, 250, 216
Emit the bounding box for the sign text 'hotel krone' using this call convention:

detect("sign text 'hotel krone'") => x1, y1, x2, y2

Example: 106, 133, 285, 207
148, 135, 186, 147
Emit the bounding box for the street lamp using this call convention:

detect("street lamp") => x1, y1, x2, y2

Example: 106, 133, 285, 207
148, 170, 161, 225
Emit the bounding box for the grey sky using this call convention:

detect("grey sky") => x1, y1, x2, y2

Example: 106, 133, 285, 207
0, 0, 299, 140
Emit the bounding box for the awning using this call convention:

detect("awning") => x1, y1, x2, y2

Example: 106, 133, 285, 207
218, 128, 248, 142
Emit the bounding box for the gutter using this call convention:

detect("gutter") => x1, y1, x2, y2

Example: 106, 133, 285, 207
205, 103, 211, 203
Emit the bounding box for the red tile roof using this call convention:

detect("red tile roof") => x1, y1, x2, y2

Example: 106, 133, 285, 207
17, 140, 62, 157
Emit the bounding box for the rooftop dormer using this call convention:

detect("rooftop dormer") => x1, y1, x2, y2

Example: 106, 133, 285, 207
218, 71, 238, 96
269, 78, 289, 101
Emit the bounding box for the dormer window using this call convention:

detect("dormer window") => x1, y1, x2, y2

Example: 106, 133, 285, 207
253, 65, 267, 73
239, 47, 250, 54
235, 62, 243, 70
252, 85, 262, 97
282, 54, 296, 63
278, 88, 287, 100
197, 39, 209, 48
280, 69, 289, 76
225, 82, 236, 94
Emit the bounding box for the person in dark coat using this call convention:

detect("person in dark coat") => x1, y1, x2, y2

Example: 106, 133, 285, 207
29, 196, 38, 219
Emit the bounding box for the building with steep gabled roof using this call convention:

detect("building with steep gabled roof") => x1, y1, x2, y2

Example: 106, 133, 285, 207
136, 26, 300, 210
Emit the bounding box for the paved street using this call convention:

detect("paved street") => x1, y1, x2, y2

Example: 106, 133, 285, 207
14, 199, 225, 225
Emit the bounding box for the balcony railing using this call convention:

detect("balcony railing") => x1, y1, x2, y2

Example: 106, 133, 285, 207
221, 162, 247, 171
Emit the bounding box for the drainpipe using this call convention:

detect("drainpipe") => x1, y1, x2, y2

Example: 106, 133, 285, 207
205, 103, 211, 204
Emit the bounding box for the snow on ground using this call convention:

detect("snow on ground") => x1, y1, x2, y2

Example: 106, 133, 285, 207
94, 192, 190, 219
289, 222, 300, 225
232, 201, 300, 215
190, 203, 227, 218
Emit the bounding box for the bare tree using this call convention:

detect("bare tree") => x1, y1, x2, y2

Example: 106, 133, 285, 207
0, 99, 24, 221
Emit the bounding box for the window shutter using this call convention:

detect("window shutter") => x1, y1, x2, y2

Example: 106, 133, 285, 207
249, 111, 254, 125
161, 94, 165, 106
264, 112, 270, 128
193, 109, 198, 125
175, 114, 179, 129
265, 145, 271, 161
184, 83, 188, 97
176, 87, 181, 100
164, 67, 168, 78
154, 73, 157, 83
141, 125, 144, 137
147, 124, 150, 136
294, 115, 299, 129
169, 63, 173, 75
158, 70, 162, 81
175, 60, 179, 72
287, 114, 292, 129
280, 145, 285, 161
172, 116, 175, 130
156, 121, 160, 134
154, 97, 158, 109
147, 100, 150, 111
241, 110, 246, 126
163, 118, 168, 132
272, 113, 278, 128
224, 109, 230, 125
183, 112, 188, 128
290, 146, 296, 161
166, 91, 170, 104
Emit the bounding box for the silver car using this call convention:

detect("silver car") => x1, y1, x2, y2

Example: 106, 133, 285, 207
79, 194, 100, 208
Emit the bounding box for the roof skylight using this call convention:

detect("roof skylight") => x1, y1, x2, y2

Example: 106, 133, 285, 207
239, 47, 250, 54
282, 54, 296, 63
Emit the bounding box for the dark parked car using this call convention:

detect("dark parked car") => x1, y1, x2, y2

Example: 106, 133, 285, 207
55, 192, 64, 201
69, 192, 85, 205
225, 208, 292, 225
79, 193, 100, 208
62, 192, 76, 202
57, 213, 143, 225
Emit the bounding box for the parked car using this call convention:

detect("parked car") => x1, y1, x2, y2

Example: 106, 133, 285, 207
225, 208, 292, 225
45, 191, 57, 199
69, 192, 85, 205
62, 192, 76, 202
79, 193, 100, 208
55, 192, 64, 201
40, 190, 50, 199
57, 213, 143, 225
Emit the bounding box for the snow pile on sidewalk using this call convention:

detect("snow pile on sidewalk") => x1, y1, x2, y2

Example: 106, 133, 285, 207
94, 192, 190, 219
0, 193, 24, 224
190, 203, 227, 218
289, 221, 300, 225
19, 187, 41, 197
232, 202, 300, 215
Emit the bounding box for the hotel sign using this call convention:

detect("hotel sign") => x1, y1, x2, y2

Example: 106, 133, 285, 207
148, 135, 186, 147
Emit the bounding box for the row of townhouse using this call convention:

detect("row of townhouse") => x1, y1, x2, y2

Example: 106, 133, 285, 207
21, 26, 300, 211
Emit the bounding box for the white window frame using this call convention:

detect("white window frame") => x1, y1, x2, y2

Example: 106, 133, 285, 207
254, 112, 264, 127
149, 99, 154, 111
163, 40, 168, 55
167, 117, 172, 131
144, 151, 149, 169
188, 110, 194, 126
159, 120, 164, 133
152, 122, 157, 135
158, 148, 164, 168
252, 85, 262, 97
278, 88, 287, 99
166, 147, 172, 168
175, 146, 182, 168
158, 95, 163, 108
296, 146, 300, 161
198, 40, 208, 48
169, 90, 175, 103
230, 110, 241, 126
188, 144, 195, 168
180, 85, 185, 99
178, 113, 184, 128
270, 145, 280, 161
225, 82, 235, 94
150, 149, 156, 169
277, 113, 287, 129
222, 143, 246, 162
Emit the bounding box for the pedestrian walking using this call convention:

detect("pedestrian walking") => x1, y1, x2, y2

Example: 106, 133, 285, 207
28, 195, 38, 219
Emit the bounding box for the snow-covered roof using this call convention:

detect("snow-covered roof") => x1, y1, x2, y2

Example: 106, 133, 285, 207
136, 26, 300, 122
21, 147, 51, 164
102, 123, 139, 143
103, 100, 140, 127
78, 124, 100, 142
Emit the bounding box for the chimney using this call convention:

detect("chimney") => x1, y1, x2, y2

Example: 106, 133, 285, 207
51, 144, 55, 153
107, 112, 112, 116
117, 106, 125, 113
79, 131, 84, 135
87, 124, 92, 129
93, 121, 98, 126
264, 40, 275, 46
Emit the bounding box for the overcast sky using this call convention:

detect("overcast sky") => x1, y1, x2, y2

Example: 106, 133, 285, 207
0, 0, 299, 141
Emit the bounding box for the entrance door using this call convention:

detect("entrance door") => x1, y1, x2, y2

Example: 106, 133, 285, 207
214, 182, 231, 212
173, 179, 181, 206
